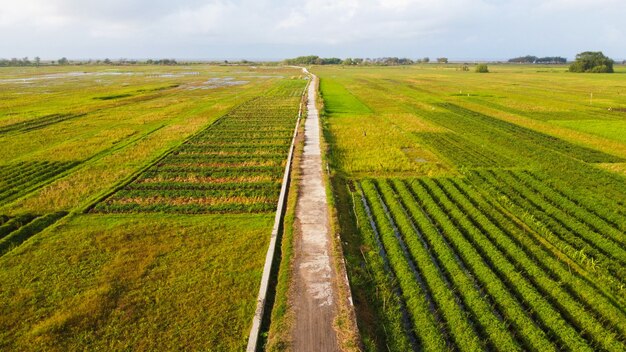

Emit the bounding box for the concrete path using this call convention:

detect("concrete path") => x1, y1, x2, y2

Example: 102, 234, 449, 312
292, 73, 340, 351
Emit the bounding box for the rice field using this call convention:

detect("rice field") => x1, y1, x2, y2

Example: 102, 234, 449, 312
316, 64, 626, 351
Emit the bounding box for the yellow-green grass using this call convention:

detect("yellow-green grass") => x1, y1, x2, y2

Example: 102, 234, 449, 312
550, 120, 626, 143
0, 65, 305, 350
315, 64, 626, 177
0, 65, 300, 214
0, 213, 272, 351
314, 64, 626, 351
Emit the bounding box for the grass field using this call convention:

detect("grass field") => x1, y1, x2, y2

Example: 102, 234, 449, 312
3, 62, 626, 351
0, 214, 272, 350
316, 64, 626, 351
0, 64, 306, 350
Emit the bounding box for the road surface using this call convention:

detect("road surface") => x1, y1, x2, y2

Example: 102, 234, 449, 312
291, 72, 340, 352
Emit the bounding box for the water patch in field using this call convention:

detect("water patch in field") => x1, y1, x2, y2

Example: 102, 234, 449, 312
186, 77, 248, 90
0, 71, 136, 84
230, 72, 286, 78
151, 72, 200, 78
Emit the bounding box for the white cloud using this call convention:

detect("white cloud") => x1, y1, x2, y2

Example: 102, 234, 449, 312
0, 1, 67, 27
0, 0, 624, 59
276, 11, 306, 30
162, 2, 236, 35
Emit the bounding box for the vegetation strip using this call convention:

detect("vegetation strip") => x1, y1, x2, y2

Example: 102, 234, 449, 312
246, 77, 307, 352
357, 183, 420, 350
0, 212, 67, 256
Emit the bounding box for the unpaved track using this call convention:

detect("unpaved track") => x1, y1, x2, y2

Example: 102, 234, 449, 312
292, 73, 340, 351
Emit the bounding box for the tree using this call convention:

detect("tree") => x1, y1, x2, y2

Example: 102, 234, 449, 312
508, 55, 537, 63
34, 56, 41, 66
58, 57, 69, 65
536, 56, 566, 64
284, 55, 320, 65
437, 57, 448, 64
423, 57, 430, 63
569, 51, 614, 73
103, 58, 112, 64
321, 57, 342, 64
475, 64, 489, 73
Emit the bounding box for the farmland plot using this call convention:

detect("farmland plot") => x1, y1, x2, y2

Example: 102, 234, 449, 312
94, 80, 305, 214
0, 65, 306, 351
353, 177, 626, 351
315, 65, 626, 351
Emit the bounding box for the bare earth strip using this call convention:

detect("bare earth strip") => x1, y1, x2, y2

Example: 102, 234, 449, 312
292, 74, 340, 351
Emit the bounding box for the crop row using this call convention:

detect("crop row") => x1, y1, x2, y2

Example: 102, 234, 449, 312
416, 132, 514, 167
527, 170, 626, 229
438, 103, 624, 164
92, 202, 276, 214
163, 153, 286, 163
125, 181, 280, 191
352, 181, 419, 351
470, 170, 626, 299
0, 161, 79, 206
95, 80, 306, 214
0, 113, 84, 134
418, 102, 626, 211
109, 187, 278, 199
353, 177, 626, 351
0, 212, 67, 256
0, 214, 37, 239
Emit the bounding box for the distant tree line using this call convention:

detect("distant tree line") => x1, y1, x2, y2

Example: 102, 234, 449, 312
85, 58, 179, 65
0, 57, 184, 67
285, 55, 421, 66
284, 56, 342, 65
508, 55, 567, 64
0, 57, 42, 67
364, 57, 416, 65
0, 57, 75, 66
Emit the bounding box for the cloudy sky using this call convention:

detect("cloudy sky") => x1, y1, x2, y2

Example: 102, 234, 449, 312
1, 0, 624, 61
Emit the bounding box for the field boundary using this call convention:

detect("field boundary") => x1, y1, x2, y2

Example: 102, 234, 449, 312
247, 76, 310, 352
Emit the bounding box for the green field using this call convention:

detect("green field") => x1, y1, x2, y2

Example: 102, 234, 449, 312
0, 65, 306, 350
3, 62, 626, 351
316, 64, 626, 351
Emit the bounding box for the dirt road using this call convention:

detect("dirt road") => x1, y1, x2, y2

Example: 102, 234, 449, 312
291, 73, 340, 351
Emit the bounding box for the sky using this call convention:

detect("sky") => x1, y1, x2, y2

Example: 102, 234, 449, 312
0, 0, 624, 61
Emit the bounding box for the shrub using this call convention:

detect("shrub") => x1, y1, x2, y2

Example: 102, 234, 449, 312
475, 64, 489, 73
